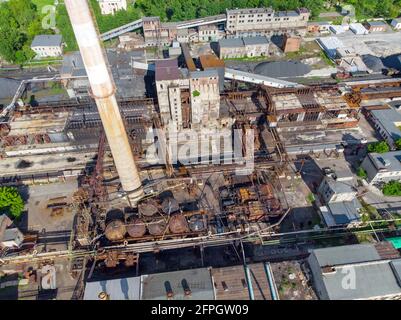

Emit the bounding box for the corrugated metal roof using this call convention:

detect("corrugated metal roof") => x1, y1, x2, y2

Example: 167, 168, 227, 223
141, 268, 214, 300
312, 244, 381, 267
31, 35, 62, 47
219, 38, 244, 48
190, 69, 219, 79
243, 36, 269, 46
199, 54, 225, 69
155, 59, 182, 81
84, 277, 141, 300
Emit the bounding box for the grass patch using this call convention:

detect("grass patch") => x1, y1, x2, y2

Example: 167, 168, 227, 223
306, 193, 315, 204
223, 55, 270, 62
319, 51, 335, 67
32, 0, 55, 12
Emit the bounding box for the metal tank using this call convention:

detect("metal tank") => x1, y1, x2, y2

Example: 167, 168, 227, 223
161, 197, 180, 214
138, 200, 159, 217
105, 219, 126, 241
188, 215, 205, 232
147, 218, 168, 236
169, 214, 190, 234
126, 218, 147, 238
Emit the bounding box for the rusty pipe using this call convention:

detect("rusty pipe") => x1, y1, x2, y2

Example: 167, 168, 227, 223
64, 0, 143, 205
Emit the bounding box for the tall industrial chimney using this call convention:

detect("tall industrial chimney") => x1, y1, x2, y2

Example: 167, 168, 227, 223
64, 0, 143, 205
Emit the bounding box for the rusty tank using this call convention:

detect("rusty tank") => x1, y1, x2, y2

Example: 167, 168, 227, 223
126, 218, 147, 238
168, 214, 190, 234
147, 218, 168, 236
105, 219, 126, 241
138, 199, 159, 217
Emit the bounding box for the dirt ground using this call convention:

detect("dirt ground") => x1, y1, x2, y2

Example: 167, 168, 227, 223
271, 260, 316, 300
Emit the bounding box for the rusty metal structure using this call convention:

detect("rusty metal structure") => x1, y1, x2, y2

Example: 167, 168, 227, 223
64, 0, 143, 205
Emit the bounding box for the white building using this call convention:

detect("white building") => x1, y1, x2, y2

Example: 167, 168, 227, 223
361, 150, 401, 184
98, 0, 127, 15
391, 18, 401, 30
349, 23, 368, 35
31, 35, 63, 58
0, 215, 24, 249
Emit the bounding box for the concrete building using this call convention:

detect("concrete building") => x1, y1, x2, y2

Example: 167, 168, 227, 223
176, 29, 190, 43
199, 54, 225, 91
365, 20, 388, 32
361, 150, 401, 184
118, 33, 146, 50
98, 0, 127, 15
142, 16, 177, 46
30, 35, 63, 58
189, 69, 220, 129
155, 59, 221, 131
155, 59, 189, 130
225, 7, 310, 38
391, 18, 401, 30
218, 38, 245, 59
198, 25, 222, 42
242, 36, 269, 57
217, 36, 269, 59
307, 21, 330, 34
307, 243, 401, 300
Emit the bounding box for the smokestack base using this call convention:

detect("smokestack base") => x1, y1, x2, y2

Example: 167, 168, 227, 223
127, 188, 145, 207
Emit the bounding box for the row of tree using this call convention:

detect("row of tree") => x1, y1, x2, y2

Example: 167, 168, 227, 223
0, 0, 51, 64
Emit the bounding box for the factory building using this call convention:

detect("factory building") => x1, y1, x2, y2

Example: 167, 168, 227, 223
264, 87, 359, 133
308, 243, 401, 300
217, 36, 269, 59
142, 16, 177, 46
154, 59, 220, 131
225, 7, 310, 38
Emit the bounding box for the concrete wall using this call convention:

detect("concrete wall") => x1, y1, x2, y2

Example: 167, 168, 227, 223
98, 0, 127, 15
32, 45, 62, 58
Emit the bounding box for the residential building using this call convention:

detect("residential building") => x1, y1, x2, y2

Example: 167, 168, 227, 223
361, 150, 401, 184
30, 35, 63, 58
98, 0, 127, 15
307, 243, 401, 300
176, 29, 190, 43
318, 176, 356, 203
118, 33, 146, 50
366, 107, 401, 148
365, 20, 388, 32
225, 7, 310, 38
0, 214, 23, 249
317, 175, 361, 228
391, 18, 401, 30
307, 21, 330, 34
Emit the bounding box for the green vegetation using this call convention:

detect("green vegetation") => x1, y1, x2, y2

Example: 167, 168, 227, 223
0, 187, 24, 219
306, 192, 315, 204
192, 90, 200, 97
367, 141, 390, 154
32, 0, 54, 11
359, 198, 381, 221
382, 180, 401, 196
395, 138, 401, 150
356, 167, 367, 179
0, 0, 52, 64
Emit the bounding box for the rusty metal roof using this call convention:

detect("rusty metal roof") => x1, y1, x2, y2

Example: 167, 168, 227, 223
155, 59, 182, 81
199, 54, 225, 69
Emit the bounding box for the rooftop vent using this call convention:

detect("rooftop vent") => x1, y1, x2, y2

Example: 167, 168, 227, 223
181, 278, 191, 296
164, 281, 174, 299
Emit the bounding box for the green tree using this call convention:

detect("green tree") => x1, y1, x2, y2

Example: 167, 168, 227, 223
382, 180, 401, 196
357, 167, 367, 179
367, 141, 390, 153
395, 138, 401, 150
0, 187, 24, 219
